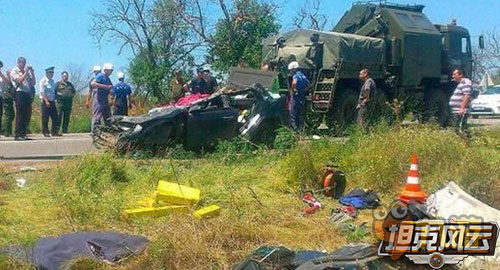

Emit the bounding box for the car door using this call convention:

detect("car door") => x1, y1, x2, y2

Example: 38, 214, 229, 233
186, 105, 239, 150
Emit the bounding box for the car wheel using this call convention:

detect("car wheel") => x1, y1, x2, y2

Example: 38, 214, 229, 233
472, 115, 479, 119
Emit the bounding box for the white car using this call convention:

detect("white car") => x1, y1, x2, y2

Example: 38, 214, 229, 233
471, 85, 500, 118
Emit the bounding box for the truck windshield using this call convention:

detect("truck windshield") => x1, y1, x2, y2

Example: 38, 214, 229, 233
395, 12, 416, 29
411, 15, 435, 30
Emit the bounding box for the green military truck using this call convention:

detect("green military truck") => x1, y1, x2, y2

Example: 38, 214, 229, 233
262, 1, 473, 127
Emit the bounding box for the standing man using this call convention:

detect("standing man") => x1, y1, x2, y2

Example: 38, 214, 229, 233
85, 65, 101, 109
39, 67, 58, 137
2, 69, 15, 137
112, 72, 133, 116
183, 67, 209, 94
11, 57, 36, 140
0, 61, 8, 138
356, 68, 376, 129
55, 71, 76, 134
90, 63, 114, 132
288, 61, 310, 131
169, 70, 185, 102
449, 69, 472, 135
203, 69, 218, 94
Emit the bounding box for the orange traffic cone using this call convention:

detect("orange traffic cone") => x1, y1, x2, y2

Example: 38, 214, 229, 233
398, 154, 427, 204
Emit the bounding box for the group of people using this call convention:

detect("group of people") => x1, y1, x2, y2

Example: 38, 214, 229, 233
0, 57, 134, 140
286, 61, 472, 133
0, 57, 77, 140
85, 64, 133, 133
169, 67, 219, 101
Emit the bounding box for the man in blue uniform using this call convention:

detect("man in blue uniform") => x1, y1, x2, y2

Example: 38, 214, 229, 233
90, 63, 113, 132
112, 72, 133, 116
183, 67, 209, 95
288, 61, 310, 131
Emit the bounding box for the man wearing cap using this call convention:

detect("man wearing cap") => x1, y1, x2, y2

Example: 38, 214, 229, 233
90, 63, 114, 132
39, 67, 58, 137
112, 72, 133, 116
288, 61, 310, 131
85, 65, 101, 109
11, 57, 36, 140
183, 67, 209, 95
55, 71, 76, 134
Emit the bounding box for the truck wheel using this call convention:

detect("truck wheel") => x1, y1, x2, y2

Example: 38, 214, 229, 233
329, 88, 358, 130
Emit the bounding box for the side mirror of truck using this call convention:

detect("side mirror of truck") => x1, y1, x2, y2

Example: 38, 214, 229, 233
479, 35, 485, 50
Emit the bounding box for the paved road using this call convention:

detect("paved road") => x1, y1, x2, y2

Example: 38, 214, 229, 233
468, 116, 500, 128
0, 133, 96, 161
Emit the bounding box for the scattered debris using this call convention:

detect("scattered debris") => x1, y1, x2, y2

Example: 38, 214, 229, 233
124, 181, 220, 220
124, 205, 189, 218
193, 205, 221, 219
339, 189, 380, 209
300, 192, 322, 216
427, 181, 500, 267
15, 178, 26, 188
18, 166, 37, 173
321, 164, 346, 198
156, 181, 201, 205
330, 205, 357, 224
0, 231, 149, 270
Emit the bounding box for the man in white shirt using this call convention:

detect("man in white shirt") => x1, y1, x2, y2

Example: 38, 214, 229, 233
39, 67, 59, 137
11, 57, 36, 140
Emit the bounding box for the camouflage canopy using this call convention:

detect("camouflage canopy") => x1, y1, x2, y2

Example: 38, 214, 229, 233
262, 29, 385, 71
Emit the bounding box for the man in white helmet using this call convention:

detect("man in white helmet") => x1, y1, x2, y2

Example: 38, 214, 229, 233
85, 65, 101, 109
288, 61, 310, 131
112, 71, 133, 116
90, 63, 114, 132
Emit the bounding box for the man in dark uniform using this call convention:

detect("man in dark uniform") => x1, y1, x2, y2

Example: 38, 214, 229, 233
0, 61, 8, 138
356, 68, 376, 129
55, 71, 76, 134
112, 72, 133, 116
2, 69, 15, 137
39, 67, 58, 137
288, 61, 310, 131
203, 69, 218, 94
11, 57, 36, 140
183, 67, 209, 94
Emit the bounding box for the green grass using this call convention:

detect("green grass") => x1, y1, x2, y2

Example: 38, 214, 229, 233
0, 124, 499, 269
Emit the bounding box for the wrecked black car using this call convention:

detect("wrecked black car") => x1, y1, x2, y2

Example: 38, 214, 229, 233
93, 68, 288, 152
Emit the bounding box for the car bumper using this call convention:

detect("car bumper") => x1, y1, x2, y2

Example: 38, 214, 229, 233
470, 106, 500, 115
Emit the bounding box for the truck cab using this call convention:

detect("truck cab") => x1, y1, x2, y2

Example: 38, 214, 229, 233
435, 24, 472, 83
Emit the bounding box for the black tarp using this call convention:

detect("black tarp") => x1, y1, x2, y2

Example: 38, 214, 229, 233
1, 231, 149, 270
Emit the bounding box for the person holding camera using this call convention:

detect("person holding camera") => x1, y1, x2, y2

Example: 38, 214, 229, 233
10, 57, 36, 140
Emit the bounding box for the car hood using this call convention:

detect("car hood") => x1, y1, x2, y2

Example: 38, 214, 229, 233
114, 107, 186, 125
473, 94, 500, 104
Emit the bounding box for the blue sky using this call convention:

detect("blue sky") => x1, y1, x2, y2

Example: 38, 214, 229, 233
0, 0, 498, 82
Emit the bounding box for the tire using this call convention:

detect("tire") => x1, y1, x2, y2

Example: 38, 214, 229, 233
472, 115, 479, 119
426, 88, 448, 127
328, 88, 358, 131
